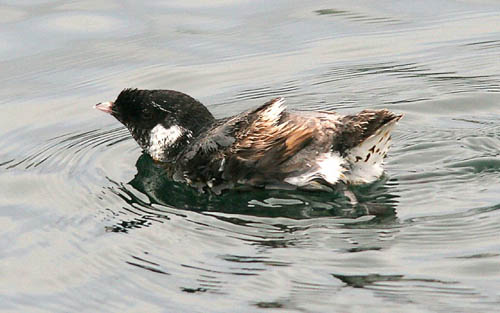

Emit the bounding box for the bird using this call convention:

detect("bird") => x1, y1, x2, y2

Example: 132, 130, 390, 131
95, 89, 402, 194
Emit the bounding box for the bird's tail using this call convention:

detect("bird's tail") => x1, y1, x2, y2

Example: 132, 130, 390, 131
338, 109, 403, 184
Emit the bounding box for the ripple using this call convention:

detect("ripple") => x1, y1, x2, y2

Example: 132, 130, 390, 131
385, 106, 500, 215
1, 0, 53, 5
447, 157, 500, 174
210, 80, 303, 113
39, 12, 134, 36
315, 8, 403, 25
464, 39, 500, 51
332, 273, 483, 311
2, 1, 500, 311
311, 62, 500, 100
0, 123, 139, 239
126, 255, 170, 275
401, 203, 500, 245
233, 80, 301, 101
2, 126, 131, 172
0, 6, 28, 23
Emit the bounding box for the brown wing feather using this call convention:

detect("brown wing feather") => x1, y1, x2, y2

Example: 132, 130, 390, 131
178, 97, 314, 187
231, 98, 314, 164
223, 98, 315, 183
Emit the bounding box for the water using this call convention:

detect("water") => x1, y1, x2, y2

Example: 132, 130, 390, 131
1, 0, 500, 312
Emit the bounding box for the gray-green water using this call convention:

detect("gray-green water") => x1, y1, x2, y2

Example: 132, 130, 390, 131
1, 1, 500, 312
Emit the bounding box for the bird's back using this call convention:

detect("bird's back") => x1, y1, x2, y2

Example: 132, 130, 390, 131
175, 99, 401, 193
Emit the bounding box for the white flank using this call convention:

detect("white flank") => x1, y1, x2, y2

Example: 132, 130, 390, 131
285, 152, 346, 187
148, 124, 187, 161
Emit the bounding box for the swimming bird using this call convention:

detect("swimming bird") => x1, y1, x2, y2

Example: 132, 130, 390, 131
95, 89, 402, 194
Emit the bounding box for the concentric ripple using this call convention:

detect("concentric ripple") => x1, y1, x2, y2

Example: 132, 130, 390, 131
2, 126, 130, 171
2, 0, 500, 311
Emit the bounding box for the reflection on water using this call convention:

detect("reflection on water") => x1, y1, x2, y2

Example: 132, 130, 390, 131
110, 154, 399, 221
1, 0, 500, 312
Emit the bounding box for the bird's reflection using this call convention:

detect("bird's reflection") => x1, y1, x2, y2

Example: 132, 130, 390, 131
117, 154, 399, 221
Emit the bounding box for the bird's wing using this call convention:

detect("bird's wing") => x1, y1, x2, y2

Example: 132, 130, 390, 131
179, 98, 314, 185
222, 97, 315, 182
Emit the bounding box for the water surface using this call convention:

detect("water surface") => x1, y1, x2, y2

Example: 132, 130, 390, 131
1, 0, 500, 312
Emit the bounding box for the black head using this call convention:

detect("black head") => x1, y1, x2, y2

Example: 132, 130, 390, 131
95, 88, 215, 161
